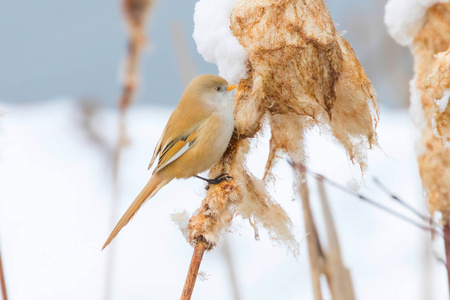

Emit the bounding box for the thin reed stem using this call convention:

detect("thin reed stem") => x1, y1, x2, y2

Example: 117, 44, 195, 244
0, 244, 7, 300
181, 242, 207, 300
297, 165, 444, 239
296, 170, 324, 300
317, 179, 355, 300
104, 0, 153, 298
444, 223, 450, 297
373, 177, 442, 232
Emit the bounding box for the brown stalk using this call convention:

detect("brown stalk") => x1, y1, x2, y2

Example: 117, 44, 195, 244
298, 174, 324, 300
105, 1, 155, 300
0, 244, 7, 300
317, 179, 355, 300
170, 21, 243, 299
181, 242, 207, 300
293, 163, 355, 300
444, 222, 450, 296
403, 3, 450, 294
182, 0, 377, 296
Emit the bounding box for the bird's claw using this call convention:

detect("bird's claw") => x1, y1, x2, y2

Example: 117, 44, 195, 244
204, 173, 234, 190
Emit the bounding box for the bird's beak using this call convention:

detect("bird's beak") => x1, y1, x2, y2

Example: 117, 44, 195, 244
227, 85, 237, 91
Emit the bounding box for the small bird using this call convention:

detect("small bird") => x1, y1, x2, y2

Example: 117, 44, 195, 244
102, 74, 236, 250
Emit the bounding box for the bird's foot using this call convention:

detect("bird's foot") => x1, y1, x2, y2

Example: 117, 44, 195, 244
195, 173, 233, 190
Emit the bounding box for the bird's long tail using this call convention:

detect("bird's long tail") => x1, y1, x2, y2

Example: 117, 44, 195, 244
102, 175, 168, 250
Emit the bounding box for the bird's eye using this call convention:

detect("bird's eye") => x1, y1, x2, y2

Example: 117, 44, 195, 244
215, 86, 222, 92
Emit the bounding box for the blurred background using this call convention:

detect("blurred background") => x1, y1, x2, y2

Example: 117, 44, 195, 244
0, 0, 446, 300
0, 0, 411, 107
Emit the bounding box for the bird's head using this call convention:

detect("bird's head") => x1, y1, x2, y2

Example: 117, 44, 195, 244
185, 74, 237, 109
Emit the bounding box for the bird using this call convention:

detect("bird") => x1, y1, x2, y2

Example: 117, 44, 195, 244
102, 74, 236, 250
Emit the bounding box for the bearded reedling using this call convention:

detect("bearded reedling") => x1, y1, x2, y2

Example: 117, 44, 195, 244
102, 75, 236, 250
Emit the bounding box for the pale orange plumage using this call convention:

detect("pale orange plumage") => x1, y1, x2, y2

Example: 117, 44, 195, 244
102, 75, 236, 250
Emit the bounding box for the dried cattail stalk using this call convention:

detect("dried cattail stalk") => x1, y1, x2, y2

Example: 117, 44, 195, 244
188, 0, 378, 251
105, 1, 155, 300
394, 2, 450, 216
0, 243, 7, 300
386, 1, 450, 294
184, 0, 378, 295
298, 175, 324, 300
293, 164, 355, 300
187, 137, 297, 252
114, 0, 155, 162
231, 0, 379, 172
424, 47, 450, 145
181, 242, 207, 300
119, 0, 155, 112
114, 0, 156, 180
316, 179, 355, 300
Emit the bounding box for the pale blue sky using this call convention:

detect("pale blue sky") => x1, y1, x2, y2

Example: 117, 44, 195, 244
0, 0, 411, 107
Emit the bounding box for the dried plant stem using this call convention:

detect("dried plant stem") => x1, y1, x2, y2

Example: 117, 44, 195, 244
181, 242, 207, 300
294, 163, 355, 299
0, 245, 7, 300
299, 175, 324, 300
373, 177, 441, 232
302, 167, 444, 238
105, 1, 154, 299
317, 179, 355, 300
444, 221, 450, 296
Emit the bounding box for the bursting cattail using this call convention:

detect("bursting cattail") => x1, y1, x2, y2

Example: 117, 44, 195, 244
386, 1, 450, 216
187, 0, 378, 253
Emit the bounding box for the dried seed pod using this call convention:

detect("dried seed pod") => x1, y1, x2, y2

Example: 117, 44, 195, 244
119, 0, 156, 110
187, 0, 378, 252
424, 48, 450, 145
412, 3, 450, 215
387, 1, 450, 215
123, 0, 154, 40
231, 0, 379, 172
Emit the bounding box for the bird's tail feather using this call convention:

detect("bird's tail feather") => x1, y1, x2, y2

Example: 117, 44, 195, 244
102, 175, 168, 250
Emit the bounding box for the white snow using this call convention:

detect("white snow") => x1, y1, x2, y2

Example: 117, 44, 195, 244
385, 0, 449, 46
431, 90, 450, 146
435, 89, 450, 113
0, 100, 448, 299
193, 0, 248, 84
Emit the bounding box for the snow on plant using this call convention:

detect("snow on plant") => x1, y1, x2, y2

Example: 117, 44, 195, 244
186, 0, 379, 254
385, 0, 449, 46
385, 1, 450, 215
193, 0, 247, 84
425, 51, 450, 147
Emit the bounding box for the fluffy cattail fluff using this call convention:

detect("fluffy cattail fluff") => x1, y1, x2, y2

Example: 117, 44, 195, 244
230, 0, 379, 172
425, 49, 450, 146
187, 0, 378, 251
386, 1, 450, 216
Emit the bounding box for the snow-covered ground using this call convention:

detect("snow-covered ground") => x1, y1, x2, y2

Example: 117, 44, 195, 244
0, 100, 447, 299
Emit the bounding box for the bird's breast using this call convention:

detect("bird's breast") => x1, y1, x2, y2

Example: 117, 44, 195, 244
161, 109, 234, 179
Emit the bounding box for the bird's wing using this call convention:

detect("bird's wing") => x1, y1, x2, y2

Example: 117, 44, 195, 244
148, 137, 162, 170
152, 128, 199, 174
